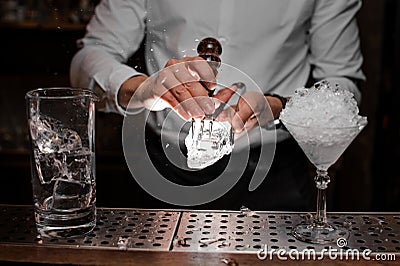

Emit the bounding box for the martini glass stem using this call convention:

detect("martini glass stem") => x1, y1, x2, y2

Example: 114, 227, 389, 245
314, 169, 330, 227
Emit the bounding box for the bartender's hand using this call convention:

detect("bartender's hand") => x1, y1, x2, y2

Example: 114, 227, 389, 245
118, 57, 217, 120
216, 91, 283, 134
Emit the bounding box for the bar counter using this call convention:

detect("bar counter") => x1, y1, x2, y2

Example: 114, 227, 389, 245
0, 205, 399, 265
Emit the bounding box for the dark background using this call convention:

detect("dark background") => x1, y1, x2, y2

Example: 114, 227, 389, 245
0, 0, 399, 211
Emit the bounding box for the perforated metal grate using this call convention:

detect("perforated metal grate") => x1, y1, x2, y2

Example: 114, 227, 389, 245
173, 211, 400, 253
1, 205, 399, 254
0, 205, 180, 251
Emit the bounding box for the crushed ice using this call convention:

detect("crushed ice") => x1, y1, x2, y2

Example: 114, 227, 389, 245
280, 80, 366, 128
279, 80, 367, 146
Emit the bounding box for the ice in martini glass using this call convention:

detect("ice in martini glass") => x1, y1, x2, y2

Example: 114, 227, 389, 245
280, 80, 367, 244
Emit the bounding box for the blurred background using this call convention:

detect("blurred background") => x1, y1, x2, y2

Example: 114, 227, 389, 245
0, 0, 398, 211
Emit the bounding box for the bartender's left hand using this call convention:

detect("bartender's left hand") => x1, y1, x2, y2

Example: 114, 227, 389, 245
216, 91, 283, 134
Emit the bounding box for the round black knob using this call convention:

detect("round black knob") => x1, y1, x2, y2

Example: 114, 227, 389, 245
197, 37, 222, 57
197, 37, 222, 76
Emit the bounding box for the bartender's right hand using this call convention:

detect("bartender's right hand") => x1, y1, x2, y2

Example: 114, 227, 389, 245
118, 57, 216, 121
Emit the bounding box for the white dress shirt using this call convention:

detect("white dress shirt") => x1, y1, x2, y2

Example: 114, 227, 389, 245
70, 0, 365, 145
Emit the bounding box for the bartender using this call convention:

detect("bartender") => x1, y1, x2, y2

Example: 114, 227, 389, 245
70, 0, 365, 211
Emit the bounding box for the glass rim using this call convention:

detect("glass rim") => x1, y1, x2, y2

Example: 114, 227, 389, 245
280, 117, 368, 130
26, 87, 99, 101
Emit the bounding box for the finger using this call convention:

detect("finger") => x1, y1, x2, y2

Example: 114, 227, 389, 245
161, 68, 204, 118
186, 83, 215, 115
232, 98, 254, 133
213, 86, 237, 103
243, 117, 258, 132
215, 105, 236, 122
154, 70, 193, 120
159, 88, 191, 120
185, 57, 217, 89
172, 64, 215, 115
174, 104, 191, 121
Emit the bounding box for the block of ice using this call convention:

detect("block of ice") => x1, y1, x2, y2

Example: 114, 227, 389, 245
185, 119, 233, 169
52, 178, 92, 210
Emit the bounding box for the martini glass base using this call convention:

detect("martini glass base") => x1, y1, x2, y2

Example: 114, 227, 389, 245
292, 223, 349, 244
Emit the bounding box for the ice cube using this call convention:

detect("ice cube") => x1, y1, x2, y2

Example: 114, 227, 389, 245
66, 149, 93, 182
30, 115, 82, 154
58, 128, 82, 152
185, 119, 233, 169
52, 179, 92, 210
34, 150, 67, 184
30, 117, 61, 153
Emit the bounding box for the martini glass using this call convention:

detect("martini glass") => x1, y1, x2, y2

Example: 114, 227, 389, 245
280, 118, 367, 244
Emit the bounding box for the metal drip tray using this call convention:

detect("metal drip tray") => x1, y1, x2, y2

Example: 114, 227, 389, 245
0, 205, 180, 251
173, 211, 400, 253
0, 205, 399, 256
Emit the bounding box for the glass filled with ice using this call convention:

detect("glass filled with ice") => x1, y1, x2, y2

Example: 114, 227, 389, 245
26, 88, 98, 238
280, 80, 367, 244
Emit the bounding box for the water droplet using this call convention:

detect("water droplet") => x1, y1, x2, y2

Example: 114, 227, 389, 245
218, 242, 230, 248
239, 206, 257, 217
221, 258, 238, 266
35, 235, 43, 244
195, 38, 200, 42
117, 236, 131, 250
165, 143, 170, 148
150, 48, 154, 52
174, 236, 187, 246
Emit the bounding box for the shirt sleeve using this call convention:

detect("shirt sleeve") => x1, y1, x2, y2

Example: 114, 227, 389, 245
309, 0, 365, 104
70, 0, 147, 115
